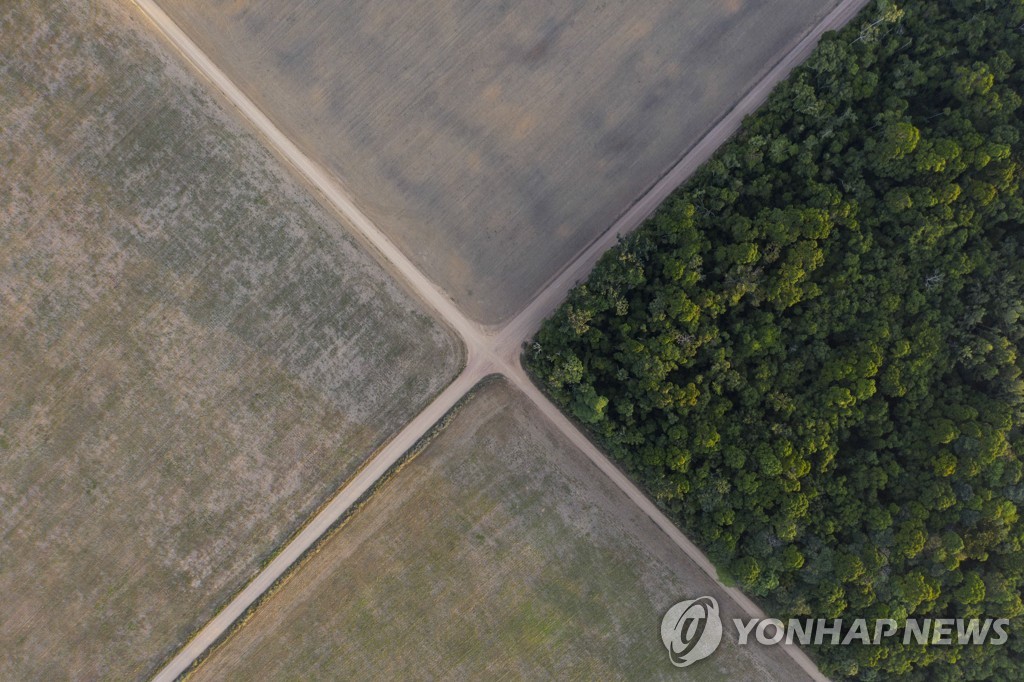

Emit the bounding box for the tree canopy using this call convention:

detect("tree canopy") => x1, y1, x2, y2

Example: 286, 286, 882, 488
529, 1, 1024, 677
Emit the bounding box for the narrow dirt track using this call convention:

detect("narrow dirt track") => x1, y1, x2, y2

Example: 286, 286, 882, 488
134, 0, 871, 679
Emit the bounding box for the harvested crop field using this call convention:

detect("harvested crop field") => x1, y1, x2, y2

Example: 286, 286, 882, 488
0, 1, 460, 679
156, 0, 842, 324
192, 379, 809, 680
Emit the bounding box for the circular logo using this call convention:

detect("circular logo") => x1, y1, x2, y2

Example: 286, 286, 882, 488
661, 596, 723, 667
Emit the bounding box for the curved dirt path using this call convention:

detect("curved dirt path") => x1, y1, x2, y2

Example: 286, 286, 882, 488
134, 0, 871, 679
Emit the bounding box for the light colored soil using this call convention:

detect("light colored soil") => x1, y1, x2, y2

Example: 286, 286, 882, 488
0, 1, 460, 679
192, 380, 810, 681
155, 0, 841, 324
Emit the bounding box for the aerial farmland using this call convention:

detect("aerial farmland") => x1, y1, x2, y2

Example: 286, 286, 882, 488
191, 380, 810, 681
0, 0, 878, 677
156, 0, 843, 324
0, 1, 459, 678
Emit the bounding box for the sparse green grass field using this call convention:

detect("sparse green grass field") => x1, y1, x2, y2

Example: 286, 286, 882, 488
192, 380, 808, 680
0, 1, 461, 678
156, 0, 841, 324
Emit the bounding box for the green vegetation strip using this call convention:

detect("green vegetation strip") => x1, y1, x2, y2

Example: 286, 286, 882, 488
529, 1, 1024, 679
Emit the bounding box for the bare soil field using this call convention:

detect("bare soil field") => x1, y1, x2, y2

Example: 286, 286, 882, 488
192, 380, 809, 680
156, 0, 841, 324
0, 1, 460, 679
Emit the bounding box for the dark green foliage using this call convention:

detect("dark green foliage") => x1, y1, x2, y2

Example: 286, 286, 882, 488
528, 1, 1024, 678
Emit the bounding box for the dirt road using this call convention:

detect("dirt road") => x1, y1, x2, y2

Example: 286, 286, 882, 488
135, 0, 871, 678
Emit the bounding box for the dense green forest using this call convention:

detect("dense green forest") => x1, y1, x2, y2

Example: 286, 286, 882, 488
529, 1, 1024, 678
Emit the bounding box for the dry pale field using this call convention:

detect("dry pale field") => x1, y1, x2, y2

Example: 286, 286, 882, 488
156, 0, 842, 324
0, 1, 461, 679
192, 380, 808, 681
